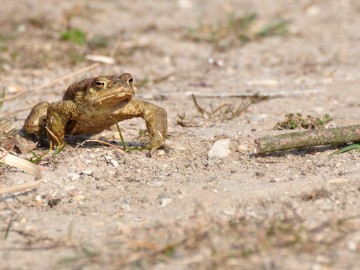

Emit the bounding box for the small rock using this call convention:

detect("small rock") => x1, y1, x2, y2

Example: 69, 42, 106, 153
68, 173, 80, 182
110, 159, 119, 168
223, 209, 236, 216
177, 0, 193, 9
82, 169, 94, 176
246, 114, 269, 123
237, 144, 248, 152
121, 203, 132, 212
208, 139, 231, 158
158, 197, 173, 207
328, 178, 350, 184
157, 150, 165, 157
347, 237, 360, 251
270, 177, 281, 183
96, 183, 109, 190
48, 198, 61, 208
153, 181, 164, 188
306, 5, 320, 16
255, 171, 265, 177
72, 195, 85, 202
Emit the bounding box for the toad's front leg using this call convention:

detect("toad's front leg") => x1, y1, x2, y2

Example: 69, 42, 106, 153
113, 99, 167, 153
46, 101, 79, 148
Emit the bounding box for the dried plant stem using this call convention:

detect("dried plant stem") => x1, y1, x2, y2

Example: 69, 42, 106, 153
1, 150, 42, 179
0, 64, 99, 103
0, 181, 42, 196
255, 125, 360, 154
1, 149, 42, 195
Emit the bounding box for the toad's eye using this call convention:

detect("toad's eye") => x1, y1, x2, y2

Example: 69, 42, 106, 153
127, 77, 133, 85
95, 81, 105, 88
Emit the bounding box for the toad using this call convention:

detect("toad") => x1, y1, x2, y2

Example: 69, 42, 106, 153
23, 73, 167, 154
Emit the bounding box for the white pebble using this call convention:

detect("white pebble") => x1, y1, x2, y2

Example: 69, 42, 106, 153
121, 203, 132, 212
328, 178, 350, 184
158, 197, 173, 207
68, 173, 80, 182
82, 169, 94, 176
110, 159, 119, 168
208, 139, 231, 158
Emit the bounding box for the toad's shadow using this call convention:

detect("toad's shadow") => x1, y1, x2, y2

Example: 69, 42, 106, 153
28, 133, 146, 150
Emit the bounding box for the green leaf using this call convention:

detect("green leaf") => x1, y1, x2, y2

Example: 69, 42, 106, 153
61, 28, 86, 45
331, 142, 360, 155
255, 19, 289, 37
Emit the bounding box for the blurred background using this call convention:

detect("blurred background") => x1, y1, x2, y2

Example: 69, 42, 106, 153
1, 0, 359, 94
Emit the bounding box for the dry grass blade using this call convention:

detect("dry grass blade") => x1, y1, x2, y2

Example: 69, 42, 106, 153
0, 180, 42, 196
191, 94, 211, 119
0, 64, 99, 103
1, 149, 42, 179
192, 94, 252, 121
0, 148, 42, 195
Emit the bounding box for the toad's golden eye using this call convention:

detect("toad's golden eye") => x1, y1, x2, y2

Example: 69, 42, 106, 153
95, 81, 105, 88
127, 77, 133, 85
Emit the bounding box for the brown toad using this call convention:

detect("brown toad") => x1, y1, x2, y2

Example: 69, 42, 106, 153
23, 73, 167, 153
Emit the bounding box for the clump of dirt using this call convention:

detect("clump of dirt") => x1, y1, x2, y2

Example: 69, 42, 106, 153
300, 188, 331, 201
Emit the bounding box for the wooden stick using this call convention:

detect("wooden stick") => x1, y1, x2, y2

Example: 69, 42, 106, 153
0, 64, 99, 103
255, 125, 360, 154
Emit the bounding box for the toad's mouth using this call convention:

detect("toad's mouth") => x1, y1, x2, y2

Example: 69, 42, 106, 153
91, 92, 134, 105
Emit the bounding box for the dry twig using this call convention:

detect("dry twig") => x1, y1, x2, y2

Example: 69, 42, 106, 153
255, 125, 360, 154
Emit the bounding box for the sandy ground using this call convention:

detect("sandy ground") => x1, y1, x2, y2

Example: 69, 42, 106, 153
1, 0, 360, 269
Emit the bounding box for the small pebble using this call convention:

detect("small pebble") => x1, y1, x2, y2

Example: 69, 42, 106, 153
246, 114, 269, 123
208, 139, 231, 158
68, 173, 80, 182
157, 150, 165, 157
153, 181, 164, 187
158, 197, 173, 207
223, 209, 236, 216
72, 195, 85, 202
328, 178, 350, 184
237, 144, 248, 152
82, 169, 94, 176
347, 240, 358, 251
110, 159, 119, 168
121, 203, 132, 212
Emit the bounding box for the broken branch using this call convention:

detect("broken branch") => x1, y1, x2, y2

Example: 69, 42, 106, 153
255, 125, 360, 154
